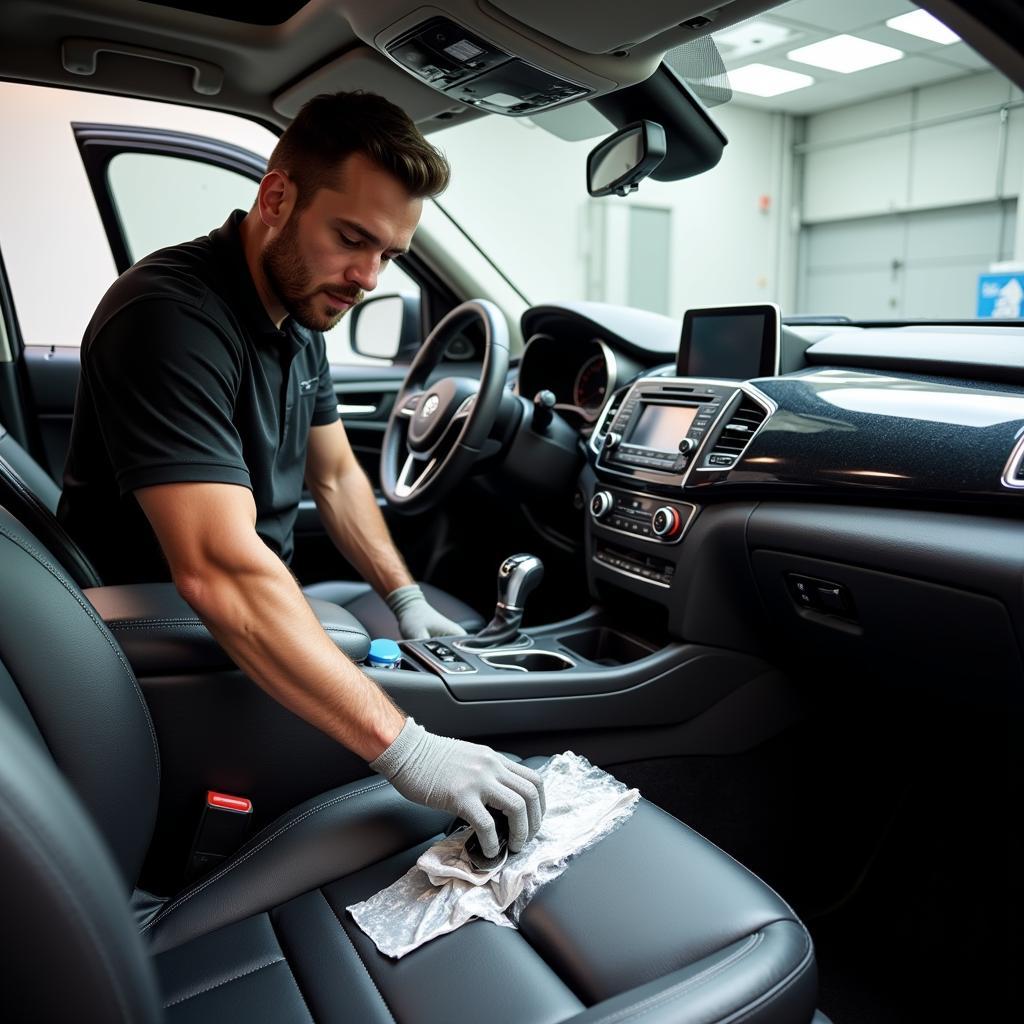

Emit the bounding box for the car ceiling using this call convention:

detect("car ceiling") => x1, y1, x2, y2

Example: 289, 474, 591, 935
0, 0, 820, 133
0, 0, 1020, 135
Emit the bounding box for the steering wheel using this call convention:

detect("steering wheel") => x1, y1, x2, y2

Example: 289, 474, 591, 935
381, 299, 510, 513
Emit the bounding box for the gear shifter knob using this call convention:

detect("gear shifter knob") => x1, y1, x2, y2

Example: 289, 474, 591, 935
497, 553, 544, 611
459, 553, 544, 650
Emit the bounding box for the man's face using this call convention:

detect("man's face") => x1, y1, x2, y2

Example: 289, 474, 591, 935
261, 152, 422, 332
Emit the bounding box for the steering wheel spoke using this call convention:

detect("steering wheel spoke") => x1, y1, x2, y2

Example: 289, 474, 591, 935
381, 300, 509, 512
452, 393, 476, 421
397, 392, 424, 418
394, 452, 438, 497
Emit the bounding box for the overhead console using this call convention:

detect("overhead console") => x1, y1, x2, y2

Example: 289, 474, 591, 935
383, 16, 590, 114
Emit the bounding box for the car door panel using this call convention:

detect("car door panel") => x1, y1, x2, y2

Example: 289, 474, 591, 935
22, 345, 81, 483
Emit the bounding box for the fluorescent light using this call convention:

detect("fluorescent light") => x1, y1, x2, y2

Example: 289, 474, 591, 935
886, 10, 959, 45
788, 34, 904, 73
727, 62, 815, 97
714, 20, 797, 61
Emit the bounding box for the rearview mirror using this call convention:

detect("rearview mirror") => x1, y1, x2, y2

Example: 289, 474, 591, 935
350, 293, 420, 361
587, 120, 667, 197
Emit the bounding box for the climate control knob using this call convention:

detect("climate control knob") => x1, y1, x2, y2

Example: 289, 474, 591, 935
651, 505, 683, 539
590, 491, 614, 520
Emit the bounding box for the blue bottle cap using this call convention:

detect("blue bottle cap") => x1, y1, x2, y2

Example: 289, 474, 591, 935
367, 637, 402, 668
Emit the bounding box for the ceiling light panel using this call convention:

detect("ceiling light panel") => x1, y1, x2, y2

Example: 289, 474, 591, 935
788, 34, 905, 73
714, 20, 798, 61
886, 10, 960, 45
727, 63, 815, 97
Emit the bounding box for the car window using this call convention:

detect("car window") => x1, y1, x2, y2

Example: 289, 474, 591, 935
0, 82, 422, 365
107, 153, 259, 264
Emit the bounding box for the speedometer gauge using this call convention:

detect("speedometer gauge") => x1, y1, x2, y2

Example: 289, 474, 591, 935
574, 354, 608, 411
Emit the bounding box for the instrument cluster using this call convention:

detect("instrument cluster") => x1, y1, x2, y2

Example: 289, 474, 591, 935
516, 333, 617, 425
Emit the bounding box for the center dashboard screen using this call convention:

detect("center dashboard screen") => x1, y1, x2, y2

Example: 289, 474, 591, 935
628, 404, 698, 452
676, 303, 780, 379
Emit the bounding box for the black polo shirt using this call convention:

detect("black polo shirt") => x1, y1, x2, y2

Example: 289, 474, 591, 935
58, 210, 339, 584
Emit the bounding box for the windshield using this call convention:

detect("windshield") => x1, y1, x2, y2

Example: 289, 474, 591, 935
433, 0, 1022, 322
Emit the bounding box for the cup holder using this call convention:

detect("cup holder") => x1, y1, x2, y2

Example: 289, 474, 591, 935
479, 650, 576, 673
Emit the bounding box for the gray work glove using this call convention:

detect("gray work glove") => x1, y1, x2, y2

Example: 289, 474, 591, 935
386, 583, 467, 640
370, 718, 545, 856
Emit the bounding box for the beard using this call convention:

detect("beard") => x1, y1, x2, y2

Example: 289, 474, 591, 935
261, 216, 363, 332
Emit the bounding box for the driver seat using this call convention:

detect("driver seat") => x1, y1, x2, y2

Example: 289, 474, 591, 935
0, 420, 482, 638
0, 503, 819, 1022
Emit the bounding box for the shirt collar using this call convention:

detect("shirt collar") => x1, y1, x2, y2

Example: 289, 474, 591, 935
211, 210, 311, 354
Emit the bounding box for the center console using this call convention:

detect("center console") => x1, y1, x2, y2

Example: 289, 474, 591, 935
580, 317, 780, 611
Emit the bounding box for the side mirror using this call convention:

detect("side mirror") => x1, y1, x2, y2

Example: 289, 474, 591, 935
587, 120, 667, 198
350, 293, 420, 361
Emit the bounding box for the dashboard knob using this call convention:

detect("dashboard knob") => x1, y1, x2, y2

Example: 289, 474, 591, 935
652, 506, 683, 539
678, 437, 697, 454
590, 491, 614, 520
604, 431, 622, 450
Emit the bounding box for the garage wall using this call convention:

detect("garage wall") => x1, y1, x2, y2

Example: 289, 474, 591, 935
801, 71, 1023, 222
436, 101, 795, 319
796, 70, 1024, 318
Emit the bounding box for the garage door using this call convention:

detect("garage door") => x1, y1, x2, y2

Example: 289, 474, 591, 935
797, 199, 1017, 320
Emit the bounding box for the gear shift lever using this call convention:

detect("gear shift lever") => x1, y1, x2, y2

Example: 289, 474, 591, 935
459, 553, 544, 649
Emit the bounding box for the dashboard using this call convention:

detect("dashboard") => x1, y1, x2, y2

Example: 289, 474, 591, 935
508, 302, 1024, 673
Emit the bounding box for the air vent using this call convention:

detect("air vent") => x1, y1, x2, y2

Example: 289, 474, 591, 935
597, 388, 627, 438
1002, 435, 1024, 489
590, 387, 628, 455
702, 394, 769, 469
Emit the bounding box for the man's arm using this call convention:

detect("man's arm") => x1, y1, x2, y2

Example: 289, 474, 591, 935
136, 481, 404, 760
305, 421, 466, 639
304, 420, 413, 597
135, 480, 544, 855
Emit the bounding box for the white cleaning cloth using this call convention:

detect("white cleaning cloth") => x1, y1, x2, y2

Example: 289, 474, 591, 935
347, 752, 640, 959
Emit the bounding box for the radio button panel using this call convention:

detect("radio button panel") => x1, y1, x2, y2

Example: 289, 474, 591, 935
595, 378, 741, 487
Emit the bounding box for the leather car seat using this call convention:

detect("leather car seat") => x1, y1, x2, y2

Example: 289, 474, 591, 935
0, 504, 819, 1022
0, 421, 482, 638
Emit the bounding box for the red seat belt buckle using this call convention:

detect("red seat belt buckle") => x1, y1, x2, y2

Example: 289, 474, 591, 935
185, 790, 254, 883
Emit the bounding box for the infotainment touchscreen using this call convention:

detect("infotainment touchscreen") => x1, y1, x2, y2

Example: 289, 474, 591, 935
628, 404, 698, 452
676, 303, 780, 379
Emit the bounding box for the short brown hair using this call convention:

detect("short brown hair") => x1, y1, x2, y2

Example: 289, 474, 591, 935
267, 91, 450, 206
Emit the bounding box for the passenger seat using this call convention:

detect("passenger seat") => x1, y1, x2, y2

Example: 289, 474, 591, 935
0, 504, 820, 1022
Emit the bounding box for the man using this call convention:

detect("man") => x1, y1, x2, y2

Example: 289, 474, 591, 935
57, 91, 544, 858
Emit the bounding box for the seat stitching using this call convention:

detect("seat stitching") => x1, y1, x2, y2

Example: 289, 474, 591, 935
321, 889, 397, 1024
583, 932, 763, 1024
644, 800, 805, 925
142, 779, 391, 933
709, 935, 815, 1024
162, 956, 285, 1008
107, 618, 365, 640
0, 453, 102, 587
0, 523, 160, 779
268, 910, 316, 1024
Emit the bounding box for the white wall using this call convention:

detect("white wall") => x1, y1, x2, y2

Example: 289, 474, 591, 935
435, 102, 796, 319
